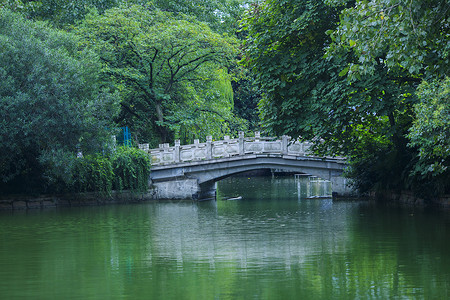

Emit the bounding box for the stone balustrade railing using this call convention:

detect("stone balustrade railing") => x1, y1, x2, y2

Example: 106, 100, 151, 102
139, 132, 314, 166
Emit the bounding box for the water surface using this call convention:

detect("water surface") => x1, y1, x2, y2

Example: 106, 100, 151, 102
0, 176, 449, 299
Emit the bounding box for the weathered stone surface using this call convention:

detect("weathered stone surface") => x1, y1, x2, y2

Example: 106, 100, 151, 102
13, 201, 27, 209
42, 200, 56, 208
263, 142, 281, 152
245, 143, 263, 153
153, 179, 199, 200
180, 149, 194, 161
163, 152, 175, 162
212, 146, 224, 157
143, 133, 316, 166
0, 201, 12, 210
79, 198, 100, 206
57, 199, 71, 207
194, 148, 207, 159
331, 177, 356, 197
26, 201, 41, 209
69, 199, 81, 206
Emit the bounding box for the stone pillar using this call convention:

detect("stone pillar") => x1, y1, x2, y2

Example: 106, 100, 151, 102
331, 176, 357, 197
152, 179, 199, 200
206, 136, 212, 160
223, 136, 230, 157
197, 181, 217, 200
238, 131, 244, 155
174, 140, 180, 163
255, 131, 260, 142
281, 135, 289, 155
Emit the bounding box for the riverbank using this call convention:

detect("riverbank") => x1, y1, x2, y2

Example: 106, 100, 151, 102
1, 188, 449, 211
0, 190, 156, 210
372, 190, 450, 209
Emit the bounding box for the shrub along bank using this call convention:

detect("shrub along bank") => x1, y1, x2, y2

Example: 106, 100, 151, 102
0, 146, 151, 198
72, 146, 151, 195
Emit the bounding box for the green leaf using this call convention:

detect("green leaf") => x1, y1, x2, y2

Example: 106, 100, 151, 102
339, 66, 350, 77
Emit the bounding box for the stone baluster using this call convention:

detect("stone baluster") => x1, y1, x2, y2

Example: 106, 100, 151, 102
223, 136, 230, 157
206, 136, 212, 160
174, 140, 180, 163
238, 131, 244, 155
193, 139, 199, 160
255, 131, 260, 142
281, 135, 289, 155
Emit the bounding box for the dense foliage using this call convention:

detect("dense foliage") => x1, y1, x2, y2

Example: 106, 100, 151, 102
72, 154, 114, 194
0, 0, 245, 33
111, 146, 151, 192
73, 146, 151, 195
0, 9, 117, 194
76, 4, 244, 145
241, 0, 449, 197
408, 78, 450, 195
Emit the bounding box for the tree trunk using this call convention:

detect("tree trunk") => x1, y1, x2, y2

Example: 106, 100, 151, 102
155, 102, 168, 143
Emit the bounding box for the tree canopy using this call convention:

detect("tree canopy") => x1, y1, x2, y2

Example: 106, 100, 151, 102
0, 9, 117, 193
0, 0, 246, 33
77, 4, 241, 144
327, 0, 449, 80
241, 0, 449, 196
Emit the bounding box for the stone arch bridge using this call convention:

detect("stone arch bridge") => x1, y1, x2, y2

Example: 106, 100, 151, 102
139, 132, 352, 200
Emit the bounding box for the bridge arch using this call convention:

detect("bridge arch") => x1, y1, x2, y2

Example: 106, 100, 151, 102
140, 132, 353, 200
149, 154, 350, 200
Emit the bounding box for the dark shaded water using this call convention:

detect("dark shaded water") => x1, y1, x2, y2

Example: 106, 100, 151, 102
0, 176, 449, 299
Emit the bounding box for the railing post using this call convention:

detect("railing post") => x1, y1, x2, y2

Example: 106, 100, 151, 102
206, 136, 212, 160
223, 136, 230, 157
255, 131, 260, 141
174, 140, 180, 163
238, 131, 244, 155
281, 135, 289, 155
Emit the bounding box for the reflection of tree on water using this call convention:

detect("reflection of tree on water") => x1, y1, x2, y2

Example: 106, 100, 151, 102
1, 183, 449, 299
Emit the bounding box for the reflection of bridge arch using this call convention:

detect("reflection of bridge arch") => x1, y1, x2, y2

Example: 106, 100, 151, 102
139, 132, 352, 200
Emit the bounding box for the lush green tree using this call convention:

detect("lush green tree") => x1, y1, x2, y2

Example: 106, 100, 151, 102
231, 67, 261, 132
0, 0, 122, 27
72, 146, 151, 194
326, 0, 450, 194
3, 0, 258, 138
407, 77, 450, 195
0, 0, 247, 33
76, 4, 240, 144
0, 9, 117, 194
240, 0, 412, 153
240, 0, 443, 195
151, 0, 246, 34
326, 0, 449, 80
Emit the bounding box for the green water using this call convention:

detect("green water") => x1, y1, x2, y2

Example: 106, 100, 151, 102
0, 176, 449, 299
